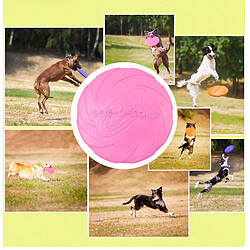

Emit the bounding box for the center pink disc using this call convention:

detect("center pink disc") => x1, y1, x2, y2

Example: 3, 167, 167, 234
74, 66, 175, 166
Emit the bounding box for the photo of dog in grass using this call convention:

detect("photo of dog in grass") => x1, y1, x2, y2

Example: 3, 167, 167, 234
190, 139, 244, 212
105, 15, 175, 84
5, 28, 103, 126
89, 158, 188, 237
171, 36, 244, 134
5, 130, 87, 212
149, 108, 210, 170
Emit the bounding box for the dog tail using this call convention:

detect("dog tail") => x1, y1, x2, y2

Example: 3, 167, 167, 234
122, 196, 136, 205
177, 79, 188, 87
165, 42, 171, 53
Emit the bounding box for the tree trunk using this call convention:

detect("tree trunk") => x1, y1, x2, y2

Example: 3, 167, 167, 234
91, 28, 100, 58
140, 19, 143, 36
8, 28, 14, 46
178, 55, 182, 74
120, 16, 123, 35
232, 77, 237, 96
178, 39, 183, 74
87, 28, 91, 59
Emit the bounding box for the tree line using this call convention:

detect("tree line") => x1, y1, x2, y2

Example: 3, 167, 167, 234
211, 139, 243, 153
176, 36, 244, 97
105, 15, 174, 42
5, 28, 103, 59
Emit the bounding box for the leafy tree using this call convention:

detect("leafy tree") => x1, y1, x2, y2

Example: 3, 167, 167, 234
105, 15, 174, 41
5, 28, 103, 59
211, 139, 244, 153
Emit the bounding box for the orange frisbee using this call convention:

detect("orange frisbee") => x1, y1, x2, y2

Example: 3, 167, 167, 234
208, 86, 228, 97
185, 127, 196, 137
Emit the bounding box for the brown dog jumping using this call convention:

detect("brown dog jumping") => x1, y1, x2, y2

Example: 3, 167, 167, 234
34, 54, 82, 114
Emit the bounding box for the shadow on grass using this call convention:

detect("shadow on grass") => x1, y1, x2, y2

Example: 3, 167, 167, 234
106, 44, 146, 50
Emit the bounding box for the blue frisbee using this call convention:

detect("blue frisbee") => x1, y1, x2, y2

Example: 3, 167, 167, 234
224, 145, 235, 154
77, 68, 89, 78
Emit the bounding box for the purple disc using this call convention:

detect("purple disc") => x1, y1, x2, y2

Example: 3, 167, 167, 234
224, 145, 235, 154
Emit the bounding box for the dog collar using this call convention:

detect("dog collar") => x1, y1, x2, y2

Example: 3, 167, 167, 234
67, 58, 74, 68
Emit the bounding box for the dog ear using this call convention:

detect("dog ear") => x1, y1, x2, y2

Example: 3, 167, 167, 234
201, 46, 209, 55
153, 28, 158, 34
210, 43, 217, 51
144, 30, 149, 36
73, 54, 78, 60
158, 186, 162, 191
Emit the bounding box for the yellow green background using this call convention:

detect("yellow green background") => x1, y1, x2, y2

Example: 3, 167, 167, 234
3, 0, 245, 246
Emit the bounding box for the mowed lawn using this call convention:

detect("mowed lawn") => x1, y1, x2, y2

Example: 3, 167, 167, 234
5, 80, 76, 126
150, 134, 210, 170
5, 152, 87, 212
170, 76, 244, 134
190, 169, 244, 212
89, 190, 188, 237
105, 35, 175, 84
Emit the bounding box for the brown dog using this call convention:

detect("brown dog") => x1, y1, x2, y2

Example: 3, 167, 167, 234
34, 54, 82, 114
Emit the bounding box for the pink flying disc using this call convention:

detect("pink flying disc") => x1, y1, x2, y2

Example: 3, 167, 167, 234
72, 63, 177, 169
44, 167, 55, 174
145, 36, 160, 46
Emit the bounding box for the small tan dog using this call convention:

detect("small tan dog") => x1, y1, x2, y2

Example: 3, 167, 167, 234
8, 161, 52, 181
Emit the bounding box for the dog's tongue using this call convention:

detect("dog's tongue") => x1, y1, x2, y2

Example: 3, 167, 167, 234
145, 36, 160, 46
45, 167, 55, 174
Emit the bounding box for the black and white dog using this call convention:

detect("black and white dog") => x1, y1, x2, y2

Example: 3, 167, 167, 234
194, 154, 234, 199
144, 28, 172, 77
122, 187, 175, 217
178, 122, 196, 159
177, 43, 219, 107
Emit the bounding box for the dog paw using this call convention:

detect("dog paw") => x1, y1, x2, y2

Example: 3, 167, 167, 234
40, 110, 44, 114
45, 110, 49, 114
194, 182, 199, 188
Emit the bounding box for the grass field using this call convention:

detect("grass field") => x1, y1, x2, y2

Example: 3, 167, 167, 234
105, 35, 175, 84
5, 130, 87, 212
149, 109, 210, 170
172, 73, 244, 134
190, 152, 244, 212
5, 51, 102, 126
89, 163, 188, 237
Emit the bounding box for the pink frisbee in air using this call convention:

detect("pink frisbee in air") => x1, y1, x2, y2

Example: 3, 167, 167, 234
44, 167, 55, 174
71, 63, 177, 169
145, 36, 160, 46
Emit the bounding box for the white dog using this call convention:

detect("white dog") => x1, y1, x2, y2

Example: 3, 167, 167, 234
177, 43, 219, 107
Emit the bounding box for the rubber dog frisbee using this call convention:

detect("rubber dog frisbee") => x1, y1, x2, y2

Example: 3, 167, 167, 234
185, 127, 196, 137
224, 145, 235, 154
71, 63, 177, 169
77, 68, 89, 78
145, 36, 160, 46
208, 86, 228, 97
44, 166, 55, 174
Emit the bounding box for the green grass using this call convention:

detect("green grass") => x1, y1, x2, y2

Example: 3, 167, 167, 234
105, 35, 175, 84
5, 88, 75, 102
190, 187, 244, 196
5, 163, 87, 212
